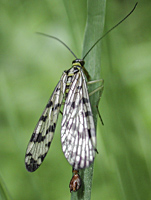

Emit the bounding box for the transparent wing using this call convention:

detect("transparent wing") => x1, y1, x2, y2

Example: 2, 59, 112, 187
61, 71, 96, 170
25, 72, 67, 172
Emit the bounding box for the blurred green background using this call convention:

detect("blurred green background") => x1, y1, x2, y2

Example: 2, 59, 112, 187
0, 0, 151, 200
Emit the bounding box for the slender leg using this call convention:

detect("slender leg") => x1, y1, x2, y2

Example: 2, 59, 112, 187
87, 79, 104, 85
59, 111, 63, 115
59, 101, 65, 115
88, 79, 104, 125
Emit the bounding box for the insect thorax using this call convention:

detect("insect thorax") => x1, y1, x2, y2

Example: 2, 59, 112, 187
65, 59, 85, 97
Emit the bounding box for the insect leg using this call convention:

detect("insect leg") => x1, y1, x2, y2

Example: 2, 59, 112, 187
87, 79, 104, 85
88, 79, 104, 125
59, 100, 65, 115
59, 111, 63, 115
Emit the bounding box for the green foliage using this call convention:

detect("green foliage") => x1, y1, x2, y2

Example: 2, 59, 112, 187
71, 0, 106, 200
0, 0, 151, 200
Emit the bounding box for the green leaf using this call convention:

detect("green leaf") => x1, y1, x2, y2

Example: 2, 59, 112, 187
71, 0, 106, 199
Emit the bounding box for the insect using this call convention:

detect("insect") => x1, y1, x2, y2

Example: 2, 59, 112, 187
25, 3, 137, 192
69, 169, 81, 192
25, 57, 100, 171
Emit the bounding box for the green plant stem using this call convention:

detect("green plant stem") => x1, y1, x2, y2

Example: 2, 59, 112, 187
71, 0, 106, 200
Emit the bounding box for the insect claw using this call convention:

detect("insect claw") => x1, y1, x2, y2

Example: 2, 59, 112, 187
95, 148, 99, 154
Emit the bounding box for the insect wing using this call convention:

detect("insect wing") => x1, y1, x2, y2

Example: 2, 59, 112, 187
25, 72, 67, 172
61, 70, 96, 170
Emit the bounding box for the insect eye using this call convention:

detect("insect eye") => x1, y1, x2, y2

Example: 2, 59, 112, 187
80, 60, 85, 66
72, 59, 79, 64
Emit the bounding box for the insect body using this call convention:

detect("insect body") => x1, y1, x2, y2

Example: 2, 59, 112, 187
25, 59, 97, 172
69, 169, 81, 192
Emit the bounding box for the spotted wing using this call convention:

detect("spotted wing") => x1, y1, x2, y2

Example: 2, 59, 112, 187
61, 70, 96, 170
25, 72, 67, 172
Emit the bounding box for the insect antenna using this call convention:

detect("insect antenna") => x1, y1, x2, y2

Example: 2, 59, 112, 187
83, 2, 138, 60
36, 32, 78, 59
